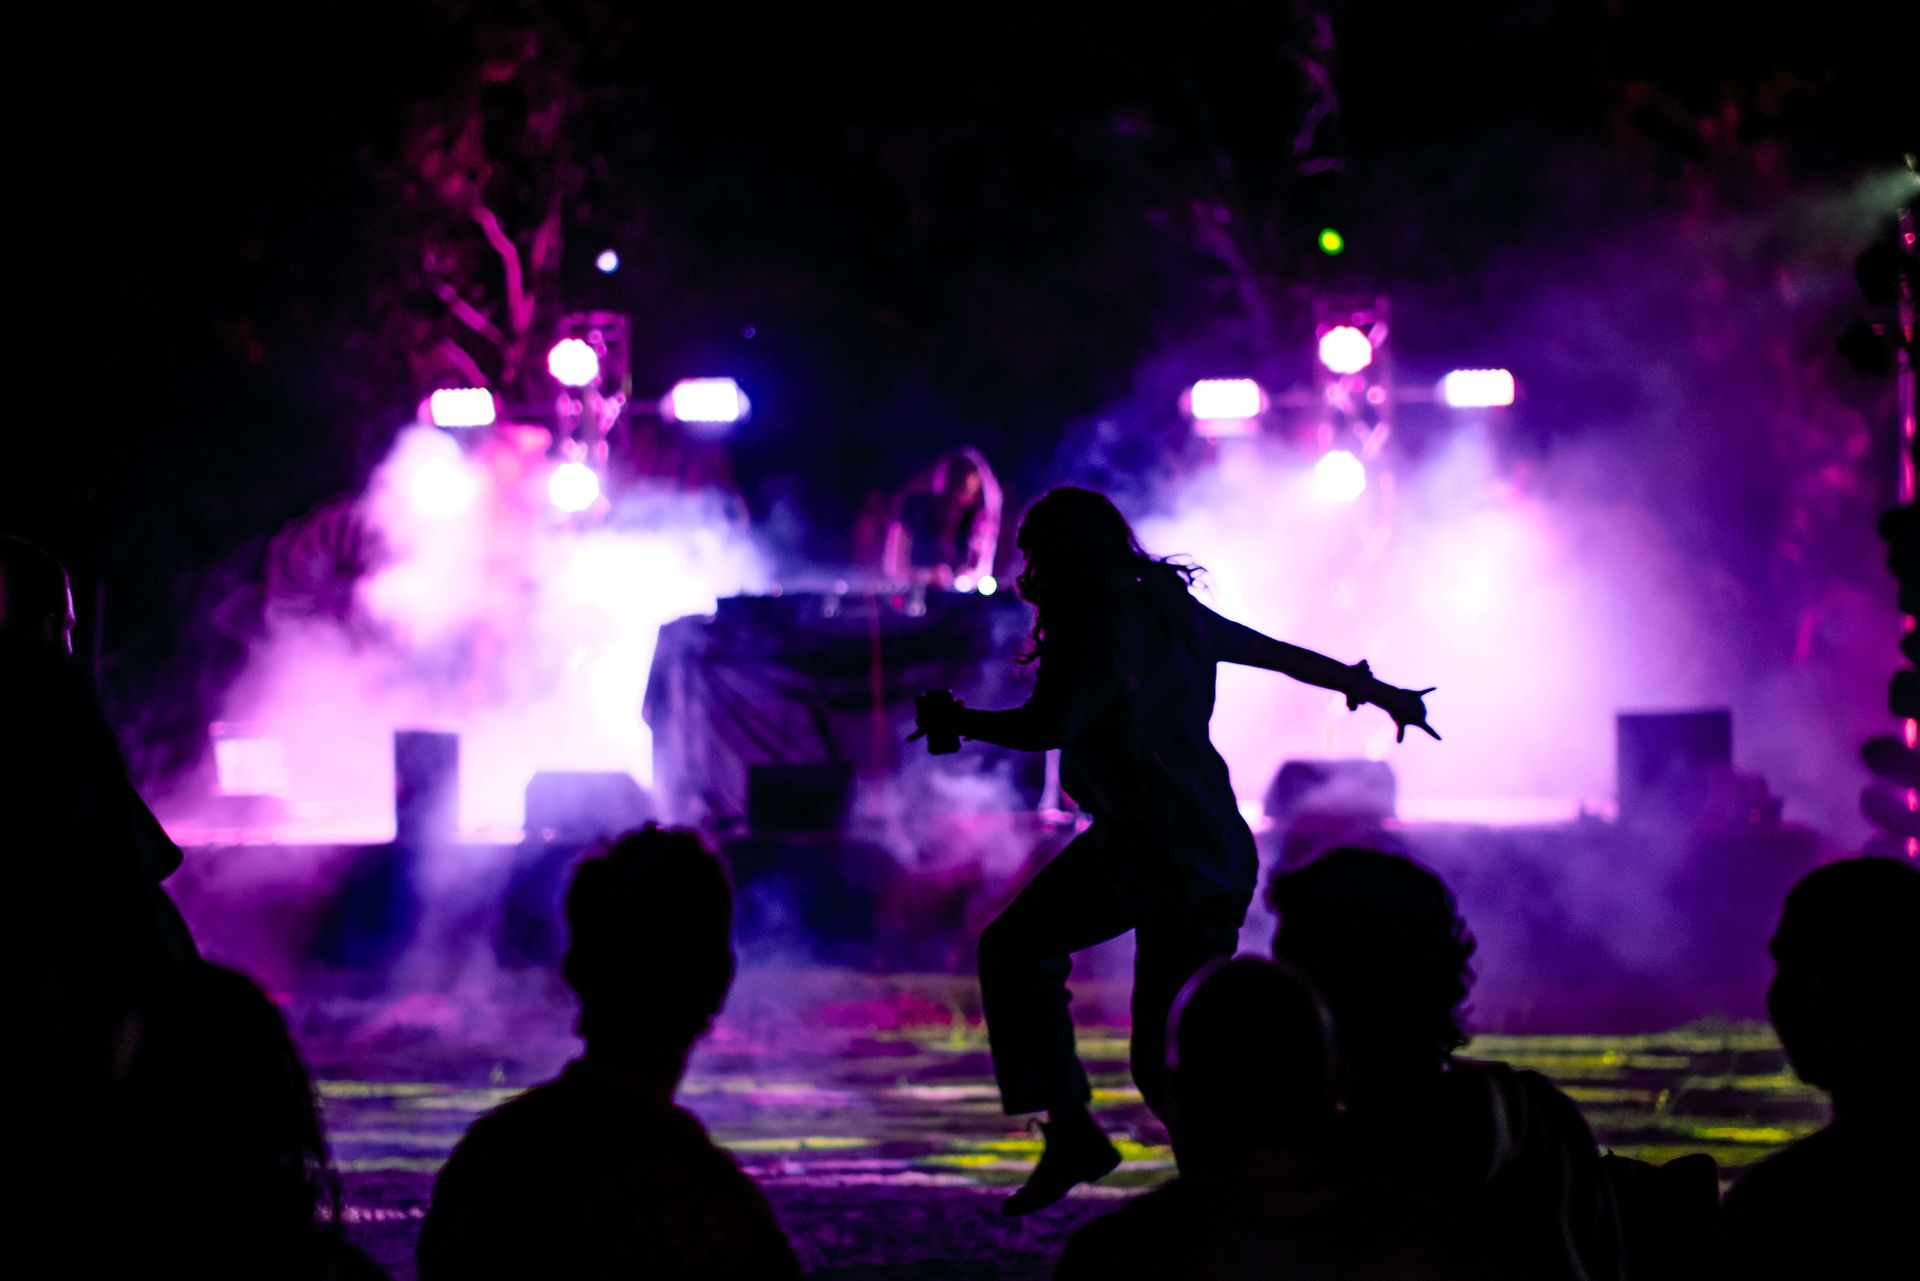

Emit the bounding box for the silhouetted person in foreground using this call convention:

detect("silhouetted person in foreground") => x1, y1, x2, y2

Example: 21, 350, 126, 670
419, 825, 801, 1281
101, 963, 390, 1279
1058, 956, 1491, 1280
1, 535, 196, 1217
912, 487, 1437, 1214
1271, 848, 1623, 1281
1715, 857, 1920, 1279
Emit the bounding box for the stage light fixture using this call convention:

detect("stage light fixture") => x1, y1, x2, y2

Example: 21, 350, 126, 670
427, 387, 497, 429
1187, 378, 1266, 422
595, 249, 620, 274
978, 574, 998, 596
1313, 449, 1367, 503
547, 338, 602, 388
1318, 227, 1344, 255
548, 461, 601, 513
955, 574, 975, 593
664, 377, 750, 426
1317, 326, 1374, 375
1440, 369, 1516, 408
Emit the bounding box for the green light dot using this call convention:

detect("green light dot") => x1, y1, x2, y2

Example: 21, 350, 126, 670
1318, 228, 1344, 255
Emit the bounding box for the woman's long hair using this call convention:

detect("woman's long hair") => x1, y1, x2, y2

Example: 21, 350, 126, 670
1013, 487, 1200, 663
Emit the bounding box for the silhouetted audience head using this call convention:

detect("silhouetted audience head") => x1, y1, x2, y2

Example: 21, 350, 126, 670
420, 825, 799, 1280
1766, 856, 1920, 1109
0, 533, 75, 658
1269, 847, 1475, 1076
1171, 956, 1338, 1164
107, 963, 376, 1278
563, 823, 736, 1065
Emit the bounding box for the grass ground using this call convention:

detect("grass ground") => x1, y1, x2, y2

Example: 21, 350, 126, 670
305, 971, 1817, 1280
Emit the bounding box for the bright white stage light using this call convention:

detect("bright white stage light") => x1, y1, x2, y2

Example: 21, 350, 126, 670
548, 338, 602, 388
955, 574, 975, 593
548, 461, 601, 513
664, 377, 750, 426
1313, 449, 1367, 503
977, 574, 998, 596
1188, 378, 1266, 421
1317, 325, 1375, 375
1439, 368, 1516, 408
427, 387, 496, 429
595, 248, 620, 274
410, 455, 483, 517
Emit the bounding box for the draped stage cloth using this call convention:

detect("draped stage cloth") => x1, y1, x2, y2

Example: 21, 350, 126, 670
644, 591, 1040, 828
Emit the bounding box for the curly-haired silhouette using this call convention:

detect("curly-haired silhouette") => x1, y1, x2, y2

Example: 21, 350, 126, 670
1271, 848, 1623, 1281
419, 825, 801, 1281
913, 488, 1438, 1215
1716, 857, 1920, 1279
1057, 956, 1489, 1280
102, 963, 389, 1279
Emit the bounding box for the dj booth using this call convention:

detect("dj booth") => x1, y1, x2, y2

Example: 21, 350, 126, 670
644, 589, 1043, 829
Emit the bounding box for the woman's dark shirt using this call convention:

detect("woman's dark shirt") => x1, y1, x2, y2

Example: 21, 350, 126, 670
1014, 584, 1257, 905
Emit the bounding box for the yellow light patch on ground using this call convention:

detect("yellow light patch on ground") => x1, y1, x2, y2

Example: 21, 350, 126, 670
966, 1137, 1045, 1154
1111, 1139, 1173, 1164
722, 1135, 880, 1154
317, 1081, 448, 1099
1605, 1144, 1787, 1171
1468, 1026, 1779, 1055
1562, 1086, 1659, 1105
916, 1153, 1017, 1170
1713, 1072, 1822, 1095
1685, 1124, 1815, 1145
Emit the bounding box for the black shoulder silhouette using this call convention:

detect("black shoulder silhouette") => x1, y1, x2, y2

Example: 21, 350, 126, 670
1271, 848, 1624, 1281
1717, 857, 1920, 1279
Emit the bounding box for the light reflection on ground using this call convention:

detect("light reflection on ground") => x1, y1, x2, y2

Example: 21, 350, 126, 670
307, 979, 1816, 1280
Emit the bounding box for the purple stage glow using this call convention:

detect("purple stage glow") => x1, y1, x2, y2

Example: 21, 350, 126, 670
1316, 325, 1374, 375
547, 338, 602, 388
200, 424, 768, 837
407, 451, 483, 517
664, 377, 750, 426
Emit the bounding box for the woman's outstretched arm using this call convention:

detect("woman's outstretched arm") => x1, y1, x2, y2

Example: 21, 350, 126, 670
1201, 605, 1440, 741
1201, 606, 1368, 693
949, 705, 1066, 752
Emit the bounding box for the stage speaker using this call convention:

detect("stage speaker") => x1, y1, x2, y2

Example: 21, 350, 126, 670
749, 762, 855, 833
394, 730, 459, 848
1264, 759, 1397, 825
1616, 709, 1733, 822
524, 771, 651, 843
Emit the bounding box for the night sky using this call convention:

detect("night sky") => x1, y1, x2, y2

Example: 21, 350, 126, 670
10, 1, 1915, 771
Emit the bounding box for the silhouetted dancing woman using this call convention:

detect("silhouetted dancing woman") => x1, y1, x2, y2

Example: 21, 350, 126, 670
913, 487, 1437, 1215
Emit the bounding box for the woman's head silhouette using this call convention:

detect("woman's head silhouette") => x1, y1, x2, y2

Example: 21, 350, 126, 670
1013, 487, 1198, 658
